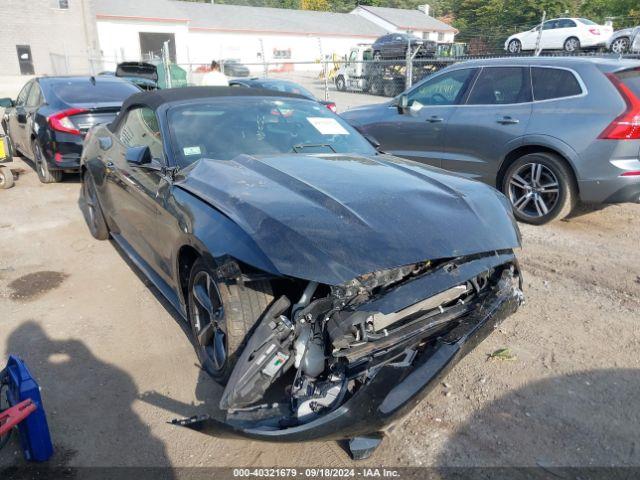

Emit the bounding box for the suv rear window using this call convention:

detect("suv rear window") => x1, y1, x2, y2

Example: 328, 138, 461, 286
532, 67, 583, 101
616, 68, 640, 97
50, 79, 139, 104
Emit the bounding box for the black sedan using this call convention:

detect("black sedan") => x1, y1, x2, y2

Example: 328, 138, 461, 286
80, 87, 523, 458
372, 33, 437, 60
2, 76, 139, 183
229, 77, 337, 112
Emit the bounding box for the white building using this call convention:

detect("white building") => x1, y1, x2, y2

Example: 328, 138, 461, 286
92, 0, 457, 72
351, 5, 457, 43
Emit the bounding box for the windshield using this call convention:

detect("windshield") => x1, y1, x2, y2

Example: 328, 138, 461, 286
254, 81, 315, 99
168, 97, 376, 167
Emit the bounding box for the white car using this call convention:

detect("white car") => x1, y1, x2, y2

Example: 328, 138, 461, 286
505, 18, 613, 53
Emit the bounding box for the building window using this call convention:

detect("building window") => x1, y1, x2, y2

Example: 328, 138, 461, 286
437, 32, 445, 42
273, 49, 291, 59
57, 0, 69, 9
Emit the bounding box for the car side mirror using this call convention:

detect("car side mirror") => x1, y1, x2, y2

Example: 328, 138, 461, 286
0, 98, 14, 108
125, 145, 152, 165
397, 94, 409, 114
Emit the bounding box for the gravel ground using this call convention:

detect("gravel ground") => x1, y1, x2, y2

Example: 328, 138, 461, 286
0, 148, 639, 472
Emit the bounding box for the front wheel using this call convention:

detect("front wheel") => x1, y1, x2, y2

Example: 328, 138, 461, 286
563, 37, 580, 53
502, 153, 576, 225
187, 258, 274, 383
610, 37, 630, 54
33, 140, 62, 183
335, 75, 346, 92
507, 39, 522, 54
0, 166, 14, 189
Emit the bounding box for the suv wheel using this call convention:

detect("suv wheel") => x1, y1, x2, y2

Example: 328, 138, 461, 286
507, 39, 522, 54
610, 37, 630, 54
33, 140, 62, 183
563, 37, 580, 52
502, 152, 576, 225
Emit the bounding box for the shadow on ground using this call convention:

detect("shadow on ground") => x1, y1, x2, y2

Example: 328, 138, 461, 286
0, 321, 173, 478
435, 369, 640, 469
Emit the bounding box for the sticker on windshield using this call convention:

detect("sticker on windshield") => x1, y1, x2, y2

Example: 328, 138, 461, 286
306, 117, 349, 135
183, 146, 201, 156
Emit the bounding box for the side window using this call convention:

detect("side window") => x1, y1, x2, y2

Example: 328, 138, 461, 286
542, 20, 557, 30
408, 68, 476, 106
26, 83, 42, 107
467, 67, 531, 105
15, 82, 32, 106
117, 107, 164, 161
532, 67, 583, 101
558, 19, 576, 28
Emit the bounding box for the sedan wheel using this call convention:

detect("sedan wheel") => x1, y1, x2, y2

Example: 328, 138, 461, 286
191, 270, 227, 373
508, 39, 522, 54
503, 152, 577, 225
563, 37, 580, 53
81, 172, 109, 240
610, 37, 630, 54
33, 141, 62, 183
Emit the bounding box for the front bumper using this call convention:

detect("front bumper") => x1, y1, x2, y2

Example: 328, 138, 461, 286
173, 277, 522, 442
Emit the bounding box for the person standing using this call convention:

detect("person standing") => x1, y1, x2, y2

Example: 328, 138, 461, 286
201, 60, 229, 86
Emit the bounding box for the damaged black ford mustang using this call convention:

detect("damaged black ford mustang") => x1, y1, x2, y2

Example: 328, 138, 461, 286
80, 87, 524, 458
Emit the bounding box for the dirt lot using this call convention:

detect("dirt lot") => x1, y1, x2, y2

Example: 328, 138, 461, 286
0, 155, 639, 471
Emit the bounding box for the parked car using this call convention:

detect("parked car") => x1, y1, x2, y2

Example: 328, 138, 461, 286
372, 33, 436, 60
222, 59, 250, 77
505, 18, 613, 53
340, 57, 640, 224
607, 25, 640, 54
1, 76, 139, 183
229, 78, 337, 112
80, 87, 522, 457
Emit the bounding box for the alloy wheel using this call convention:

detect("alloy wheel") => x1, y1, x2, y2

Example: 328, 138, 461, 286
611, 38, 629, 54
508, 163, 560, 219
564, 38, 579, 52
508, 40, 521, 53
34, 143, 46, 177
191, 271, 226, 372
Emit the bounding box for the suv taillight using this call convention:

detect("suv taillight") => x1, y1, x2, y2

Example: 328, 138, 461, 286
48, 108, 87, 135
599, 73, 640, 140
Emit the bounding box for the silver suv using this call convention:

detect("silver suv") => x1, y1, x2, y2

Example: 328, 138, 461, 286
341, 57, 640, 224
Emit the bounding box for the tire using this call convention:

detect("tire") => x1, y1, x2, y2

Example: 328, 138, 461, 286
563, 37, 580, 53
187, 257, 273, 383
507, 39, 522, 54
335, 75, 346, 92
610, 37, 630, 54
81, 171, 110, 240
369, 77, 383, 96
0, 166, 14, 189
33, 140, 62, 183
502, 152, 577, 225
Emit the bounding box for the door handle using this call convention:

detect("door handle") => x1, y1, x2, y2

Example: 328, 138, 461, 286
497, 116, 519, 125
426, 116, 444, 123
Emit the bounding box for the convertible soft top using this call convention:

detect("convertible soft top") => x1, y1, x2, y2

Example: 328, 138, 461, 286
110, 86, 309, 131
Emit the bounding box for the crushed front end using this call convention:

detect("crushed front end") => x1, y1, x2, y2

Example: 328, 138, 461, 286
174, 250, 523, 451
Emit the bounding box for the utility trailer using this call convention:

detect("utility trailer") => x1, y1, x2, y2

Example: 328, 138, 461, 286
335, 44, 456, 97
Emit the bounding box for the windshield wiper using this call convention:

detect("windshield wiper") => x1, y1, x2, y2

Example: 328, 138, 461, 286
291, 143, 336, 153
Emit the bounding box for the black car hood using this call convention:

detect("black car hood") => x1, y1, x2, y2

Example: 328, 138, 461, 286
177, 153, 520, 285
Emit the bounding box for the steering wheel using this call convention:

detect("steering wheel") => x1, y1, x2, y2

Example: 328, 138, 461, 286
430, 93, 448, 105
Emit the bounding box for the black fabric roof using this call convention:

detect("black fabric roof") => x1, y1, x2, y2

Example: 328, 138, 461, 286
122, 86, 306, 112
110, 86, 308, 131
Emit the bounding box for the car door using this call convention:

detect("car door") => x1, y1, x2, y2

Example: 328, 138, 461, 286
105, 106, 170, 270
554, 19, 577, 48
363, 67, 478, 168
8, 81, 33, 152
23, 82, 44, 158
540, 20, 559, 49
443, 66, 532, 184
